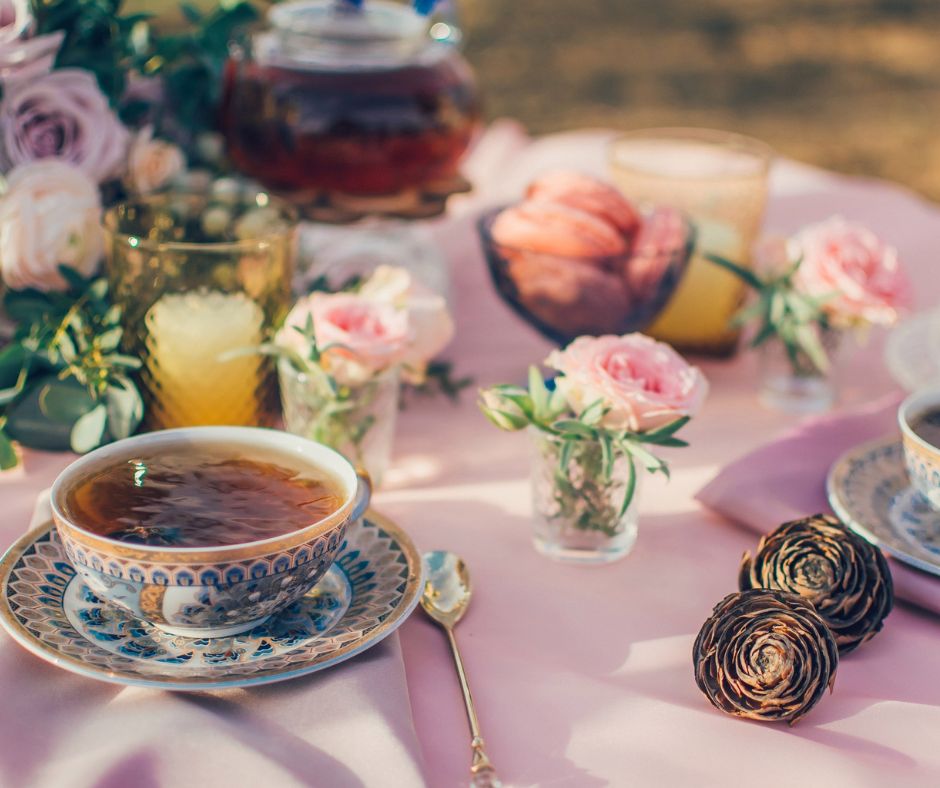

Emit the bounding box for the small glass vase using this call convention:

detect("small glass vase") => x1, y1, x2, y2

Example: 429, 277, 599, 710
279, 360, 400, 486
758, 331, 842, 414
529, 429, 641, 564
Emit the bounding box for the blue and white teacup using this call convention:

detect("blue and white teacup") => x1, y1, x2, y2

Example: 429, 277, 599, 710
899, 388, 940, 510
51, 426, 370, 638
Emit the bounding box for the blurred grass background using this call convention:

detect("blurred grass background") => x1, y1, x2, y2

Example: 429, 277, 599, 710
460, 0, 940, 199
138, 0, 940, 198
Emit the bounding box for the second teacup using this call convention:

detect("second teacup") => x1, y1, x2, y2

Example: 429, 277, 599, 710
899, 387, 940, 509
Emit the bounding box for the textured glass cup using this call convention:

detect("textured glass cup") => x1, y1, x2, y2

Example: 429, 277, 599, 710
279, 360, 401, 486
609, 128, 773, 356
104, 192, 296, 429
529, 430, 640, 564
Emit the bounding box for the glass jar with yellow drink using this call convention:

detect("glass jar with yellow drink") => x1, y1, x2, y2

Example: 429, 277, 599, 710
104, 190, 296, 428
609, 128, 773, 355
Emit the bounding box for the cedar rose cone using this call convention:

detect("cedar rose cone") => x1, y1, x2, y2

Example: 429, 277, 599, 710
693, 589, 838, 725
739, 514, 893, 654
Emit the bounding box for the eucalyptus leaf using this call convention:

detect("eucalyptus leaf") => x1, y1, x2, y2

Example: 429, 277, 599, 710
105, 379, 144, 440
38, 378, 98, 424
0, 343, 27, 389
552, 419, 597, 438
70, 404, 108, 454
0, 429, 17, 470
619, 453, 637, 518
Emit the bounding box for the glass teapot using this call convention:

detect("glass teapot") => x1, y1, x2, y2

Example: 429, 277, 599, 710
222, 0, 481, 210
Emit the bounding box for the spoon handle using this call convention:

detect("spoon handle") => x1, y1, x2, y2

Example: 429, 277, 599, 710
445, 627, 502, 788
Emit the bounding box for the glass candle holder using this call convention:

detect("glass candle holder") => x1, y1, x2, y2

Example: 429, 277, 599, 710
104, 192, 297, 429
279, 359, 401, 486
609, 128, 773, 356
529, 429, 641, 564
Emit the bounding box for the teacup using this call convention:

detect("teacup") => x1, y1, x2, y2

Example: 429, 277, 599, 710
899, 388, 940, 509
50, 426, 370, 638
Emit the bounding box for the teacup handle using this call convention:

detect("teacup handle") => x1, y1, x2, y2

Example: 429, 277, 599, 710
350, 470, 373, 522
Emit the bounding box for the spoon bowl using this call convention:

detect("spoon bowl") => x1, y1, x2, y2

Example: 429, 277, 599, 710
421, 550, 472, 629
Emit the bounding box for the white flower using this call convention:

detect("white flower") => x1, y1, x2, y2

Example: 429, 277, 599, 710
127, 125, 185, 194
358, 265, 455, 378
0, 160, 103, 291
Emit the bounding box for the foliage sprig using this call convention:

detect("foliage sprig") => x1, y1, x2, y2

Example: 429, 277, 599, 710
707, 253, 834, 375
0, 267, 143, 469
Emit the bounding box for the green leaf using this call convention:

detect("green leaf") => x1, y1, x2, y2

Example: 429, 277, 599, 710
639, 416, 690, 442
180, 3, 205, 24
0, 342, 28, 391
0, 428, 17, 470
619, 453, 637, 518
706, 253, 763, 289
528, 366, 549, 420
97, 327, 124, 352
600, 432, 614, 480
70, 404, 108, 454
559, 437, 574, 473
551, 419, 596, 439
105, 378, 144, 440
38, 378, 98, 424
56, 265, 90, 293
580, 399, 606, 426
623, 441, 667, 474
4, 383, 73, 451
3, 290, 53, 323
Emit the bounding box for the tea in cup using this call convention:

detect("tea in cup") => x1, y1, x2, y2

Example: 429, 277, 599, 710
51, 426, 369, 637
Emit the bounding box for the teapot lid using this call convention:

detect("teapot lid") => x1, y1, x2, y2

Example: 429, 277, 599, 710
261, 0, 438, 69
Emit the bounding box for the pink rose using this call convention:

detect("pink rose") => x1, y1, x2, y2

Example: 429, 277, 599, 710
793, 216, 909, 327
127, 125, 185, 194
358, 265, 454, 377
0, 160, 103, 291
278, 292, 410, 384
547, 333, 708, 432
0, 68, 130, 182
0, 0, 63, 83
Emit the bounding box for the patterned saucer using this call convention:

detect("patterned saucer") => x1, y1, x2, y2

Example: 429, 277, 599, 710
828, 437, 940, 577
0, 512, 423, 690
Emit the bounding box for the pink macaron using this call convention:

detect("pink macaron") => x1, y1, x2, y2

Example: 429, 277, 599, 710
526, 170, 640, 237
491, 200, 628, 261
623, 206, 689, 301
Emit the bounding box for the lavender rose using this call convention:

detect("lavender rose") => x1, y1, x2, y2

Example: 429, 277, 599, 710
0, 160, 103, 291
0, 0, 63, 83
0, 68, 130, 182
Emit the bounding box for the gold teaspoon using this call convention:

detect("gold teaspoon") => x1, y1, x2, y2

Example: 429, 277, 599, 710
421, 551, 502, 788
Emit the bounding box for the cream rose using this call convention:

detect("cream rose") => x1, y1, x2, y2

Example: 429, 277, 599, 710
0, 159, 103, 291
358, 265, 454, 377
547, 333, 708, 432
127, 125, 185, 194
793, 216, 909, 328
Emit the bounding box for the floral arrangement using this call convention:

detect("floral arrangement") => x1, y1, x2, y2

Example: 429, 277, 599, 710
272, 265, 456, 477
709, 216, 910, 376
479, 333, 707, 545
0, 0, 259, 467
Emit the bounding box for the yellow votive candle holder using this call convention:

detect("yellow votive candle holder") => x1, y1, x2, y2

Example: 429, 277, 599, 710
104, 191, 296, 429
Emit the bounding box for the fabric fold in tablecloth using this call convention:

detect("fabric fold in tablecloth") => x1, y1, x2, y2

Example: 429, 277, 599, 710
696, 392, 940, 616
1, 494, 428, 788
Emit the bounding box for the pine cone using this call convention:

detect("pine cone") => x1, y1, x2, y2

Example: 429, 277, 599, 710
693, 589, 838, 725
739, 514, 893, 654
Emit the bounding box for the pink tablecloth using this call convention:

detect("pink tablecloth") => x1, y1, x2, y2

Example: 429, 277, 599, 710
4, 124, 940, 787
